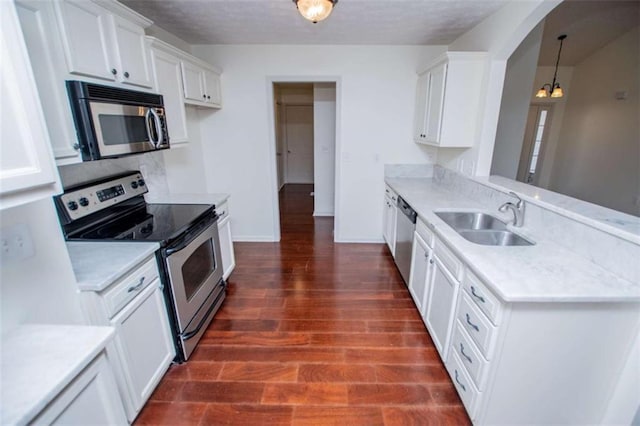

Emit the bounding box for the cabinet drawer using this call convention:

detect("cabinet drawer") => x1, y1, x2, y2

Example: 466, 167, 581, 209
457, 291, 498, 359
434, 238, 463, 281
102, 257, 158, 318
451, 321, 490, 391
384, 185, 398, 204
463, 269, 503, 325
416, 218, 434, 248
447, 350, 479, 420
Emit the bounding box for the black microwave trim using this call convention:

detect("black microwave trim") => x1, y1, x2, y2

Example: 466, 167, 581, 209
66, 80, 169, 161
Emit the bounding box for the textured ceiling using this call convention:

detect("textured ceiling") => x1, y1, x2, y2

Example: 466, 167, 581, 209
538, 0, 640, 66
120, 0, 507, 45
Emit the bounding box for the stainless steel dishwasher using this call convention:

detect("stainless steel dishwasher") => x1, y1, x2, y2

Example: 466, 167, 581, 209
394, 196, 417, 284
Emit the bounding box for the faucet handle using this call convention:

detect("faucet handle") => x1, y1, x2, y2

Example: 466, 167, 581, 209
508, 191, 523, 208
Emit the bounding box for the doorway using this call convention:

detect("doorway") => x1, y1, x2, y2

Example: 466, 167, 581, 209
272, 81, 337, 238
517, 104, 553, 185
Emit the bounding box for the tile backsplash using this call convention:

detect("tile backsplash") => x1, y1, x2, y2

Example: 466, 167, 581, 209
58, 151, 169, 196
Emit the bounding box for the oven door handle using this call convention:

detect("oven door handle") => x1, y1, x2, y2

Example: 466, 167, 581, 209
164, 214, 217, 256
182, 280, 226, 341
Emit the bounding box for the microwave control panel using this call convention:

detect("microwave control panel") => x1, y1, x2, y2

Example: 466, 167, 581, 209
58, 172, 147, 221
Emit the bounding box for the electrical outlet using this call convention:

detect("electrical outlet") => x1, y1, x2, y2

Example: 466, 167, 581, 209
0, 223, 35, 265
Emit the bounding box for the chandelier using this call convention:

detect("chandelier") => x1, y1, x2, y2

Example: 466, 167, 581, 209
535, 34, 567, 98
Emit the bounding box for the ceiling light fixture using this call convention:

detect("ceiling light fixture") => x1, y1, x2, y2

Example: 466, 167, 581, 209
293, 0, 338, 24
536, 34, 567, 99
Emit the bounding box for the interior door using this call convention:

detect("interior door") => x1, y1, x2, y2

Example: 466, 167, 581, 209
284, 105, 314, 184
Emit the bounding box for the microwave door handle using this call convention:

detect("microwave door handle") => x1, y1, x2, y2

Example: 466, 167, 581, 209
144, 108, 155, 147
148, 108, 164, 148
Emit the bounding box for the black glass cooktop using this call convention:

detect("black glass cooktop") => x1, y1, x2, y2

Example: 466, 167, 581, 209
72, 203, 215, 244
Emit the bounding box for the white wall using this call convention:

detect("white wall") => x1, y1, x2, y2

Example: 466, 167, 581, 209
439, 0, 561, 177
0, 198, 83, 335
549, 26, 639, 216
188, 44, 443, 242
490, 22, 544, 179
313, 83, 336, 216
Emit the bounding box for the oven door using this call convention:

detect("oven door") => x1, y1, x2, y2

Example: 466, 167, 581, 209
89, 101, 168, 158
164, 219, 224, 335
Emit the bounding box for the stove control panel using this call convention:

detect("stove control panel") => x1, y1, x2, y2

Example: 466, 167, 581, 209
57, 172, 148, 221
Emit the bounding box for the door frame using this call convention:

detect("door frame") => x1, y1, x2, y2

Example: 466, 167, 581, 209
266, 76, 342, 242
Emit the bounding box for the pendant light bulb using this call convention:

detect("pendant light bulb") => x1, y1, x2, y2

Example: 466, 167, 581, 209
535, 87, 548, 98
550, 85, 563, 98
294, 0, 338, 23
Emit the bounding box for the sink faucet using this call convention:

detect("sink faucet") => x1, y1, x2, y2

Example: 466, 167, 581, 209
499, 192, 525, 227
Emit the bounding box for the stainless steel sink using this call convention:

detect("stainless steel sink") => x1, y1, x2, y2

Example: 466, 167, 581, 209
458, 230, 533, 246
435, 211, 534, 246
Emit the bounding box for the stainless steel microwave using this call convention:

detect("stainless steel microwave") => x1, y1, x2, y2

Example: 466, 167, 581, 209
66, 81, 170, 161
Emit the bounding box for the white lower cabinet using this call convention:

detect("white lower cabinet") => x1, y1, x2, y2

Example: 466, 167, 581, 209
217, 201, 236, 280
423, 251, 460, 360
32, 352, 127, 425
81, 256, 175, 422
400, 211, 638, 424
408, 232, 432, 315
382, 185, 398, 256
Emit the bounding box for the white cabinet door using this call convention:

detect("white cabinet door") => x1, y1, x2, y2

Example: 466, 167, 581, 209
218, 214, 236, 280
181, 60, 205, 102
55, 0, 114, 81
151, 46, 189, 144
408, 232, 432, 315
204, 68, 222, 106
413, 72, 429, 143
0, 1, 59, 209
425, 62, 446, 143
111, 15, 152, 88
15, 0, 80, 164
32, 352, 127, 425
424, 256, 460, 360
382, 196, 397, 256
110, 281, 175, 421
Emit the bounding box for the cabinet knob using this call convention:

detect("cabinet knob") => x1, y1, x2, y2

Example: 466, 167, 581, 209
111, 68, 117, 75
124, 71, 130, 78
73, 143, 80, 151
207, 95, 211, 100
429, 258, 434, 264
203, 94, 207, 99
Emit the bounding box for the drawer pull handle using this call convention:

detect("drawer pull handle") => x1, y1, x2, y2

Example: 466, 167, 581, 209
455, 370, 466, 392
460, 343, 472, 363
127, 277, 145, 293
470, 286, 485, 303
466, 313, 480, 332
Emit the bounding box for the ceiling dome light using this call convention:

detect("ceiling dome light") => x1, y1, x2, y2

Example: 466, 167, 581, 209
293, 0, 338, 23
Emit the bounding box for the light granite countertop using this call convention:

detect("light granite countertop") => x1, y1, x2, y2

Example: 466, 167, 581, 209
385, 177, 639, 303
67, 241, 159, 291
144, 192, 230, 207
0, 325, 115, 425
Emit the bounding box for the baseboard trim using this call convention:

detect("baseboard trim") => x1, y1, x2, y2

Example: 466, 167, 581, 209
313, 211, 334, 217
232, 235, 279, 242
334, 238, 385, 244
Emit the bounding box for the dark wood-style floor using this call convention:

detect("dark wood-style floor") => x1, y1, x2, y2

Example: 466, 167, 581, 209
136, 184, 470, 425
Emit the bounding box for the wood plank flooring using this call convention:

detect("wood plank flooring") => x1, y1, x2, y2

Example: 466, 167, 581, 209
135, 184, 470, 425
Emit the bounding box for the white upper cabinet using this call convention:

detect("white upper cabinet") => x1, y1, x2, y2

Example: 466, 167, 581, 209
181, 57, 222, 108
0, 1, 60, 209
55, 0, 113, 81
414, 52, 486, 148
55, 0, 152, 88
111, 14, 152, 88
150, 38, 189, 144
